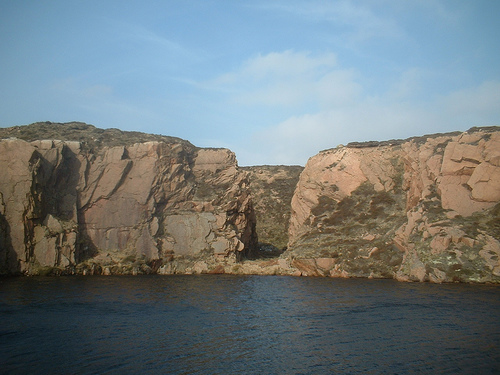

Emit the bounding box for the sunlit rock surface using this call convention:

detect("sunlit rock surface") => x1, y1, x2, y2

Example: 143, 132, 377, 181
0, 122, 257, 275
1, 123, 499, 283
287, 127, 500, 283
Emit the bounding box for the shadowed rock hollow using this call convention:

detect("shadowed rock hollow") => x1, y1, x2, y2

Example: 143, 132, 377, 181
241, 165, 303, 256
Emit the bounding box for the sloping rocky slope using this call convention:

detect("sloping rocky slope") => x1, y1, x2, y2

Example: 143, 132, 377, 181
0, 122, 257, 275
286, 127, 500, 283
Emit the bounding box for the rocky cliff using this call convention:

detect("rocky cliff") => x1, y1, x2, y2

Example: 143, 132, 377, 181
241, 166, 303, 255
0, 122, 257, 275
1, 123, 499, 283
286, 127, 500, 283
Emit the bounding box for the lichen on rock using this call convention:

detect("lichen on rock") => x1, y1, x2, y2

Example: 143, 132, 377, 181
241, 165, 303, 256
1, 123, 499, 282
286, 127, 500, 283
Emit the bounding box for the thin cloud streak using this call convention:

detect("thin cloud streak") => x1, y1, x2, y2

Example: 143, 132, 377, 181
251, 0, 404, 42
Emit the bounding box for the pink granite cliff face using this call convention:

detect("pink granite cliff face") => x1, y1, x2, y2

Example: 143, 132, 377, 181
0, 124, 256, 275
287, 128, 500, 283
1, 123, 499, 282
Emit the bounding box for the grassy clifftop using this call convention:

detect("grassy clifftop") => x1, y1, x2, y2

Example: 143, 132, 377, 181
0, 122, 195, 152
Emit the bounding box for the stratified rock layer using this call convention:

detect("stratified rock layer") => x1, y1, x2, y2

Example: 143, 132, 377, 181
287, 127, 500, 283
0, 123, 256, 275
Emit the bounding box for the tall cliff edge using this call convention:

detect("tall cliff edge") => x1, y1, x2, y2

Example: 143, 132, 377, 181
1, 123, 499, 282
286, 127, 500, 283
0, 122, 257, 275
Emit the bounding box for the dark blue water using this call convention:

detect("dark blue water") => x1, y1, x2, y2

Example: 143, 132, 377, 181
1, 275, 499, 374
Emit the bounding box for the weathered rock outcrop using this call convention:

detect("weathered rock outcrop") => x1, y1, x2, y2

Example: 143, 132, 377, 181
0, 123, 257, 275
2, 122, 499, 283
287, 127, 500, 283
241, 165, 303, 255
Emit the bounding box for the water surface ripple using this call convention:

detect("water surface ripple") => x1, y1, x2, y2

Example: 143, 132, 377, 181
1, 275, 499, 374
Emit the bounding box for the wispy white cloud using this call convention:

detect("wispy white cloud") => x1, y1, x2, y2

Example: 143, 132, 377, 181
237, 50, 337, 79
211, 50, 499, 165
101, 16, 185, 53
123, 23, 184, 53
205, 50, 359, 108
210, 50, 336, 86
248, 78, 500, 165
252, 0, 403, 42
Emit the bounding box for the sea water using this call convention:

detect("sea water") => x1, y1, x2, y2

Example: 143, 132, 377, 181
1, 275, 499, 374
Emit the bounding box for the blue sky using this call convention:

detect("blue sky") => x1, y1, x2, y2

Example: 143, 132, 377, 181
1, 0, 499, 165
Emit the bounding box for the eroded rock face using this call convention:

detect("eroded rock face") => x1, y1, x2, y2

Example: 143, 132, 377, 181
242, 165, 303, 254
0, 124, 256, 275
2, 123, 499, 282
287, 127, 500, 283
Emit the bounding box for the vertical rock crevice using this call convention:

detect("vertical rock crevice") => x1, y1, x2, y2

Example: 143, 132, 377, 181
1, 122, 498, 282
0, 124, 259, 275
